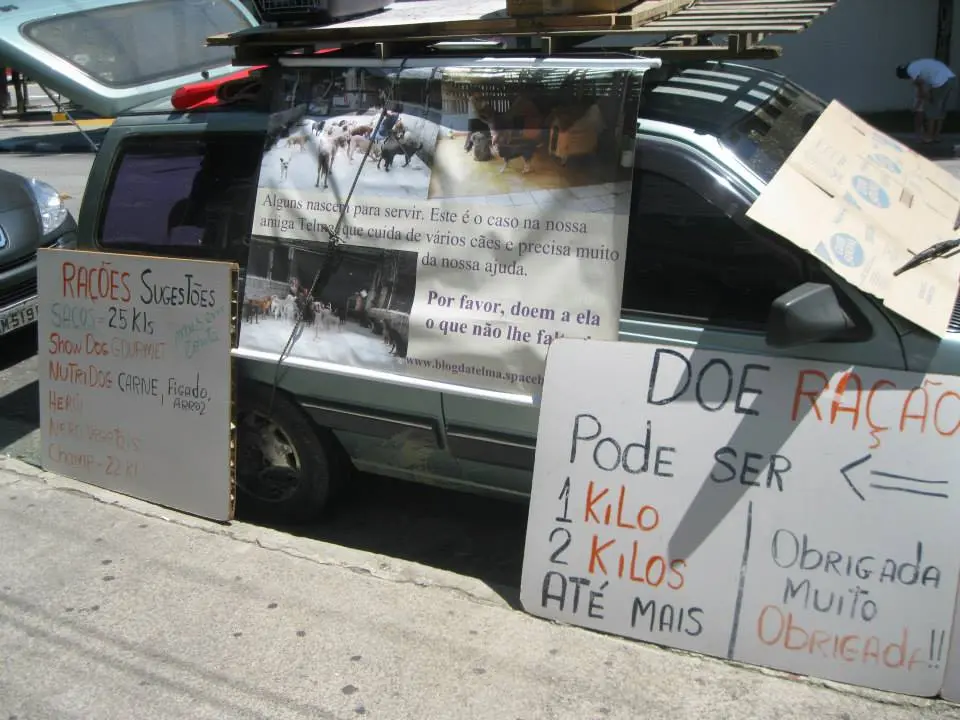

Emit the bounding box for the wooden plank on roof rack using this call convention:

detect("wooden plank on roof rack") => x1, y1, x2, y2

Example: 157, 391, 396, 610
679, 3, 825, 8
656, 13, 823, 21
676, 7, 832, 15
632, 44, 782, 58
649, 20, 809, 28
680, 3, 834, 8
208, 0, 697, 43
646, 0, 834, 15
679, 2, 835, 7
206, 0, 839, 48
695, 0, 826, 4
675, 11, 830, 17
643, 0, 836, 30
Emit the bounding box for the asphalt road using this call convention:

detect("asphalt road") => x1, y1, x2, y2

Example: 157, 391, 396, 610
4, 148, 960, 599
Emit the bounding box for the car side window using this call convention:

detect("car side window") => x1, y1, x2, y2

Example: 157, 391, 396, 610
622, 170, 807, 329
98, 133, 264, 264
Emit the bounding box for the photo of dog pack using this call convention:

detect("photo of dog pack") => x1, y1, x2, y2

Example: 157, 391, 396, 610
239, 240, 419, 371
258, 67, 442, 203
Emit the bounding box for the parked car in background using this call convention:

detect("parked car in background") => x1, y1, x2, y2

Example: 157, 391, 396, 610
0, 170, 76, 337
0, 0, 258, 120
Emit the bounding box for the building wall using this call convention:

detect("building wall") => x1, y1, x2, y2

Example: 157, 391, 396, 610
576, 0, 949, 112
244, 275, 289, 298
740, 0, 943, 112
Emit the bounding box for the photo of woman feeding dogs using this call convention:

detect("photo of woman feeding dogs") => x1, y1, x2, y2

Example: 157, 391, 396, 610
427, 67, 638, 212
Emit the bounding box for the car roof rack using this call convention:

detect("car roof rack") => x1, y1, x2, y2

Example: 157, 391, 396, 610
207, 0, 840, 65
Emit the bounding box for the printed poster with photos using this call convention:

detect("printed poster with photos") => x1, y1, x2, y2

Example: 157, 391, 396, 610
240, 64, 642, 394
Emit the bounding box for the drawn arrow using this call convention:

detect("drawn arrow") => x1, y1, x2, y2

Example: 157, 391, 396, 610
840, 454, 948, 502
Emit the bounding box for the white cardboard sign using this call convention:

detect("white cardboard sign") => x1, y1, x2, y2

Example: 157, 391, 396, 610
940, 587, 960, 701
38, 249, 237, 522
746, 100, 960, 337
521, 339, 960, 696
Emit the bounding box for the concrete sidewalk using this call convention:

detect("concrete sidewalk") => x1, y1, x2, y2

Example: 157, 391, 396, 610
1, 457, 959, 720
887, 133, 960, 159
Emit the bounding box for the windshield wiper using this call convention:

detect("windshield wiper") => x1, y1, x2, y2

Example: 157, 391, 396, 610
892, 238, 960, 276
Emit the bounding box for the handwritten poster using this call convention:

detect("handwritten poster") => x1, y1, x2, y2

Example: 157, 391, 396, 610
521, 338, 960, 696
37, 249, 238, 522
940, 589, 960, 701
240, 62, 643, 395
747, 100, 960, 337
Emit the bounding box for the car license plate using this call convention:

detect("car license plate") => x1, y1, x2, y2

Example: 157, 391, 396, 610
0, 297, 39, 336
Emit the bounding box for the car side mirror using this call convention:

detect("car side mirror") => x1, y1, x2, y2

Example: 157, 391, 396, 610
766, 282, 855, 348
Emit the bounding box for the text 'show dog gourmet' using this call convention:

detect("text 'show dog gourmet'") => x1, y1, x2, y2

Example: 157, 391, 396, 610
243, 64, 643, 395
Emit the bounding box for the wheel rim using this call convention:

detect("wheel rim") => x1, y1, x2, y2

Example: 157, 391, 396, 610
237, 410, 303, 504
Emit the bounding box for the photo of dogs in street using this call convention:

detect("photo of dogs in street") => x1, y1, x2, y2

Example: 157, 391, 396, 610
239, 240, 419, 369
426, 68, 637, 212
258, 101, 440, 201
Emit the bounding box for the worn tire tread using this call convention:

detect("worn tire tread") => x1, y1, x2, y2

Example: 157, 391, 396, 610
236, 381, 337, 525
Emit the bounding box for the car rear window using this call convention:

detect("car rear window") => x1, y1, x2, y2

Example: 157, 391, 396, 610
720, 80, 827, 183
21, 0, 252, 89
639, 63, 826, 184
98, 133, 264, 263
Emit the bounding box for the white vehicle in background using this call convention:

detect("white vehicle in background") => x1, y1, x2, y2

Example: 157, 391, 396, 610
0, 0, 259, 120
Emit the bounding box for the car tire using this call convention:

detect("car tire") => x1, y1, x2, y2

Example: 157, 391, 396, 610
235, 380, 338, 525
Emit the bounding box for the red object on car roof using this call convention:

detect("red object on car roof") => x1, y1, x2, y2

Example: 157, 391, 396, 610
171, 67, 260, 110
171, 48, 339, 111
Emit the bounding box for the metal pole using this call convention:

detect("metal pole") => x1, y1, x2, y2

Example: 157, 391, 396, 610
936, 0, 954, 65
38, 84, 100, 153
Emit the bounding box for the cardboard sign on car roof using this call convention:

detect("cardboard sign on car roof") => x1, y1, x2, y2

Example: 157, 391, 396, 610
747, 100, 960, 336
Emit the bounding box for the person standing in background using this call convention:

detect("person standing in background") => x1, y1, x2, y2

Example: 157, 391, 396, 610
897, 58, 958, 144
913, 82, 926, 139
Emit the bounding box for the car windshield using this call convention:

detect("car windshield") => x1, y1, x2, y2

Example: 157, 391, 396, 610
21, 0, 252, 89
719, 79, 827, 183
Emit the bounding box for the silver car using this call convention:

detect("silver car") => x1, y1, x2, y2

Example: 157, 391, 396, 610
0, 169, 76, 337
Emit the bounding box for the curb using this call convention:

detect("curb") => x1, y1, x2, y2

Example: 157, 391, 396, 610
0, 455, 515, 609
1, 108, 100, 123
0, 139, 97, 153
0, 109, 59, 122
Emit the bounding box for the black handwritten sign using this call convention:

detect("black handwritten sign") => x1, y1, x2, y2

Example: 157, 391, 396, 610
37, 248, 237, 522
521, 339, 960, 697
